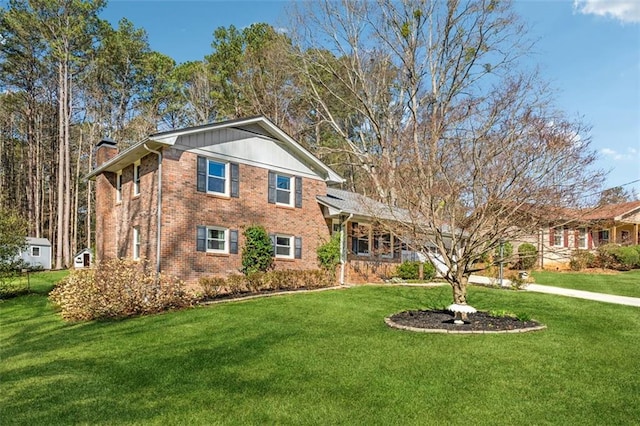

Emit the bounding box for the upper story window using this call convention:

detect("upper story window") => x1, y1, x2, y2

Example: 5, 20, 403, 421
268, 171, 302, 207
207, 160, 228, 195
276, 174, 293, 205
31, 246, 40, 257
133, 161, 141, 196
116, 170, 122, 202
196, 156, 239, 198
133, 226, 141, 260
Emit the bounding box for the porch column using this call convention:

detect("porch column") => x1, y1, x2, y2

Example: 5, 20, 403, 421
611, 225, 617, 244
634, 224, 639, 245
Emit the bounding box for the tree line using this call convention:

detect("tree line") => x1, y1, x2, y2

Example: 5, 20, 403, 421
1, 0, 605, 305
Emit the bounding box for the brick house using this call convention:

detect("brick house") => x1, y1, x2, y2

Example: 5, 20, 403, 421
88, 116, 408, 285
513, 200, 640, 268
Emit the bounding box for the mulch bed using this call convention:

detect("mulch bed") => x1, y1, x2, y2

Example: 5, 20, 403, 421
388, 309, 544, 333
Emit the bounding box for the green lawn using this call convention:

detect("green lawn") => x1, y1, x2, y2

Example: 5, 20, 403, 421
0, 269, 68, 298
531, 270, 640, 298
2, 283, 639, 425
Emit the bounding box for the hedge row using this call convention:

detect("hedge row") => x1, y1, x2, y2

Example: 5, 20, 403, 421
570, 244, 640, 271
199, 269, 335, 299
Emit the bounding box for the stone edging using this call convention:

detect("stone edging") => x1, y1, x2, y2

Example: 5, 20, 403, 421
198, 285, 345, 306
384, 317, 547, 334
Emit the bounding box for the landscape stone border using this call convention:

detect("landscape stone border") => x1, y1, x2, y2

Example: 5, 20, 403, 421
384, 316, 547, 334
199, 285, 344, 306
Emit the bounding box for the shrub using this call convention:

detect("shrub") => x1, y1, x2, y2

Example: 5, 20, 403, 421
49, 259, 193, 321
195, 269, 335, 299
569, 250, 596, 271
596, 244, 639, 270
396, 261, 419, 279
517, 243, 538, 270
199, 276, 226, 299
494, 241, 513, 263
395, 261, 436, 280
226, 274, 248, 295
317, 233, 341, 271
241, 225, 274, 275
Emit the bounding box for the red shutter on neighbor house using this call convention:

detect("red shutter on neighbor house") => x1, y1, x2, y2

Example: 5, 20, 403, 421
563, 229, 569, 248
588, 229, 593, 249
549, 228, 554, 245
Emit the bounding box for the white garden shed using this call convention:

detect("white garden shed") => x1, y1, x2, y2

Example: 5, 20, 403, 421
20, 237, 52, 270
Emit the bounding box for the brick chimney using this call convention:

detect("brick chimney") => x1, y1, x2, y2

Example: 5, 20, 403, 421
95, 137, 118, 167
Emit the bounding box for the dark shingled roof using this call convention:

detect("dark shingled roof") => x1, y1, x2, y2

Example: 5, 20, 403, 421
317, 188, 409, 221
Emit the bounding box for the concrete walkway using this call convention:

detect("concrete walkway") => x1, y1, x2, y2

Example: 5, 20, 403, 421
524, 284, 640, 307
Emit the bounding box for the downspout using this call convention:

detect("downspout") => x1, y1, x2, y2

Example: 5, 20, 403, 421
143, 144, 162, 275
340, 213, 354, 285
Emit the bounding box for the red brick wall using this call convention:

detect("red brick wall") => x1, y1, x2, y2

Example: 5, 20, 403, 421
159, 149, 331, 284
95, 152, 159, 271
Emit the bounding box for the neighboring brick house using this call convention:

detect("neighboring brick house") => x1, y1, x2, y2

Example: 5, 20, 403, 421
513, 200, 640, 269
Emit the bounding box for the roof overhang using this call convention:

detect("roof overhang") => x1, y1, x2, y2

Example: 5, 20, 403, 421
86, 116, 345, 184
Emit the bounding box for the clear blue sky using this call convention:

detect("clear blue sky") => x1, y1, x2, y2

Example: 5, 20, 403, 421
101, 0, 640, 196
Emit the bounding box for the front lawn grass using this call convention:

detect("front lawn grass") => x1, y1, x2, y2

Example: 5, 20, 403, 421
532, 269, 640, 298
2, 284, 638, 425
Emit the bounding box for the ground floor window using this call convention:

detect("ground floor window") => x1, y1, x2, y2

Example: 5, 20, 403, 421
207, 227, 228, 253
577, 228, 587, 249
351, 222, 370, 256
133, 226, 141, 260
275, 234, 293, 258
598, 229, 609, 243
374, 231, 393, 258
552, 228, 563, 247
31, 246, 40, 257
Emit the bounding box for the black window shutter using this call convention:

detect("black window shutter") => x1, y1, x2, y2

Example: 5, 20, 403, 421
229, 229, 239, 254
295, 176, 302, 208
269, 233, 276, 256
230, 163, 239, 198
268, 171, 276, 203
196, 226, 206, 252
197, 156, 207, 192
294, 236, 302, 259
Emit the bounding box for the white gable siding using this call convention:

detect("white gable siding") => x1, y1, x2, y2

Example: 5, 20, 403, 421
174, 129, 320, 180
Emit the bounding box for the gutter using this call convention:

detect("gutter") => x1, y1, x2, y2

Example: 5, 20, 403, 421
143, 144, 163, 276
340, 213, 354, 285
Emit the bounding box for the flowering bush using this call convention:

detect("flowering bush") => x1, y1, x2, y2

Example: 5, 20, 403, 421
49, 259, 193, 321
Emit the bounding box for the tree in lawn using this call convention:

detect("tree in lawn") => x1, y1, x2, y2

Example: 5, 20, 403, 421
0, 208, 28, 283
293, 0, 602, 309
241, 225, 274, 276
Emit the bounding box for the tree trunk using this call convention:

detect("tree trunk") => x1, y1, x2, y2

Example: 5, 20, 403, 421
451, 275, 468, 305
55, 61, 65, 270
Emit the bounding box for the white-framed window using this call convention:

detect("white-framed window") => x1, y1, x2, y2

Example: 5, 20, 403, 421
276, 173, 293, 206
207, 159, 229, 196
351, 222, 371, 256
552, 228, 563, 247
133, 226, 141, 260
133, 160, 141, 196
577, 228, 588, 249
206, 227, 228, 253
275, 234, 294, 259
31, 246, 40, 257
374, 232, 394, 258
116, 170, 122, 202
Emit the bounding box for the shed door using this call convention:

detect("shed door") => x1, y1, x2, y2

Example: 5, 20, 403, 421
83, 252, 90, 267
